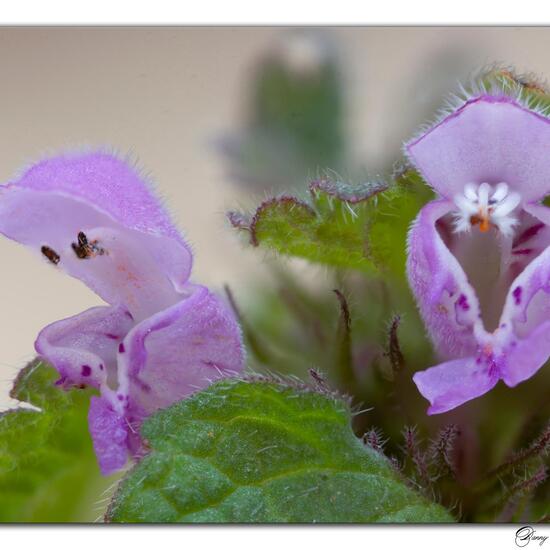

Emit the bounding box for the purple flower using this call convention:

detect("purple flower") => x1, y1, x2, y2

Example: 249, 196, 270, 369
0, 152, 244, 474
405, 88, 550, 414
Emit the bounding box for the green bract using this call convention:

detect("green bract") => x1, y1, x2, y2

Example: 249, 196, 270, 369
228, 170, 433, 276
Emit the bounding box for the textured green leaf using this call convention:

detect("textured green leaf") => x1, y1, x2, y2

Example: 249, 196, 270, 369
0, 360, 111, 522
229, 172, 432, 276
107, 379, 453, 523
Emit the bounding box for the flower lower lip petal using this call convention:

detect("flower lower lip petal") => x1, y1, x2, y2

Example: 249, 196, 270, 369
413, 356, 500, 415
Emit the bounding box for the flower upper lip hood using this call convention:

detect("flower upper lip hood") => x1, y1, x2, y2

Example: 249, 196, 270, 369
405, 91, 550, 414
0, 153, 193, 320
407, 94, 550, 203
0, 151, 245, 474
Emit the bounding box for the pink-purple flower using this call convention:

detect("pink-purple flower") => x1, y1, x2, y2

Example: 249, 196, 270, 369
0, 152, 244, 474
406, 88, 550, 414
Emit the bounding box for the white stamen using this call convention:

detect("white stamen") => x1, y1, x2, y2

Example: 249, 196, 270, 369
453, 215, 472, 233
464, 183, 478, 201
491, 182, 509, 202
452, 182, 521, 238
492, 192, 521, 217
453, 193, 478, 215
494, 216, 519, 237
477, 182, 491, 209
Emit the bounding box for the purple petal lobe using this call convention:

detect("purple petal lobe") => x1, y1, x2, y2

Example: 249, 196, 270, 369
407, 199, 480, 359
35, 304, 134, 390
500, 237, 550, 338
119, 284, 245, 415
413, 356, 499, 414
501, 320, 550, 386
406, 96, 550, 201
495, 217, 550, 386
88, 396, 128, 475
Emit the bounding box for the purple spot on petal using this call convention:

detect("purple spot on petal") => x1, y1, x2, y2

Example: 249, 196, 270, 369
135, 378, 152, 393
513, 286, 522, 305
118, 342, 125, 353
487, 355, 498, 377
99, 364, 104, 370
55, 375, 67, 386
456, 294, 470, 311
117, 394, 124, 401
513, 222, 545, 248
512, 248, 533, 256
105, 333, 119, 340
81, 365, 92, 377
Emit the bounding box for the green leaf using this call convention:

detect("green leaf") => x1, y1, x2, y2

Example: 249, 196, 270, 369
366, 170, 434, 276
0, 360, 112, 522
228, 171, 433, 276
107, 379, 453, 523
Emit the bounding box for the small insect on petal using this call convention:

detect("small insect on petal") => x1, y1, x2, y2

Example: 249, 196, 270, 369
41, 245, 60, 265
71, 231, 106, 259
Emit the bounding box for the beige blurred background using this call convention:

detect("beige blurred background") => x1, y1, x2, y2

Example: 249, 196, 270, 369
2, 26, 550, 410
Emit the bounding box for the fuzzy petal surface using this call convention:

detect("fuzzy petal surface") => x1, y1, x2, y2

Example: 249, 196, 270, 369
494, 216, 550, 385
0, 153, 193, 315
406, 96, 550, 202
88, 396, 129, 475
35, 304, 134, 395
5, 151, 184, 240
501, 321, 550, 386
118, 284, 245, 416
407, 199, 480, 359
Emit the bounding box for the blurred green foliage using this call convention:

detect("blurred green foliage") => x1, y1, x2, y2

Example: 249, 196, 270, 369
219, 31, 346, 190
